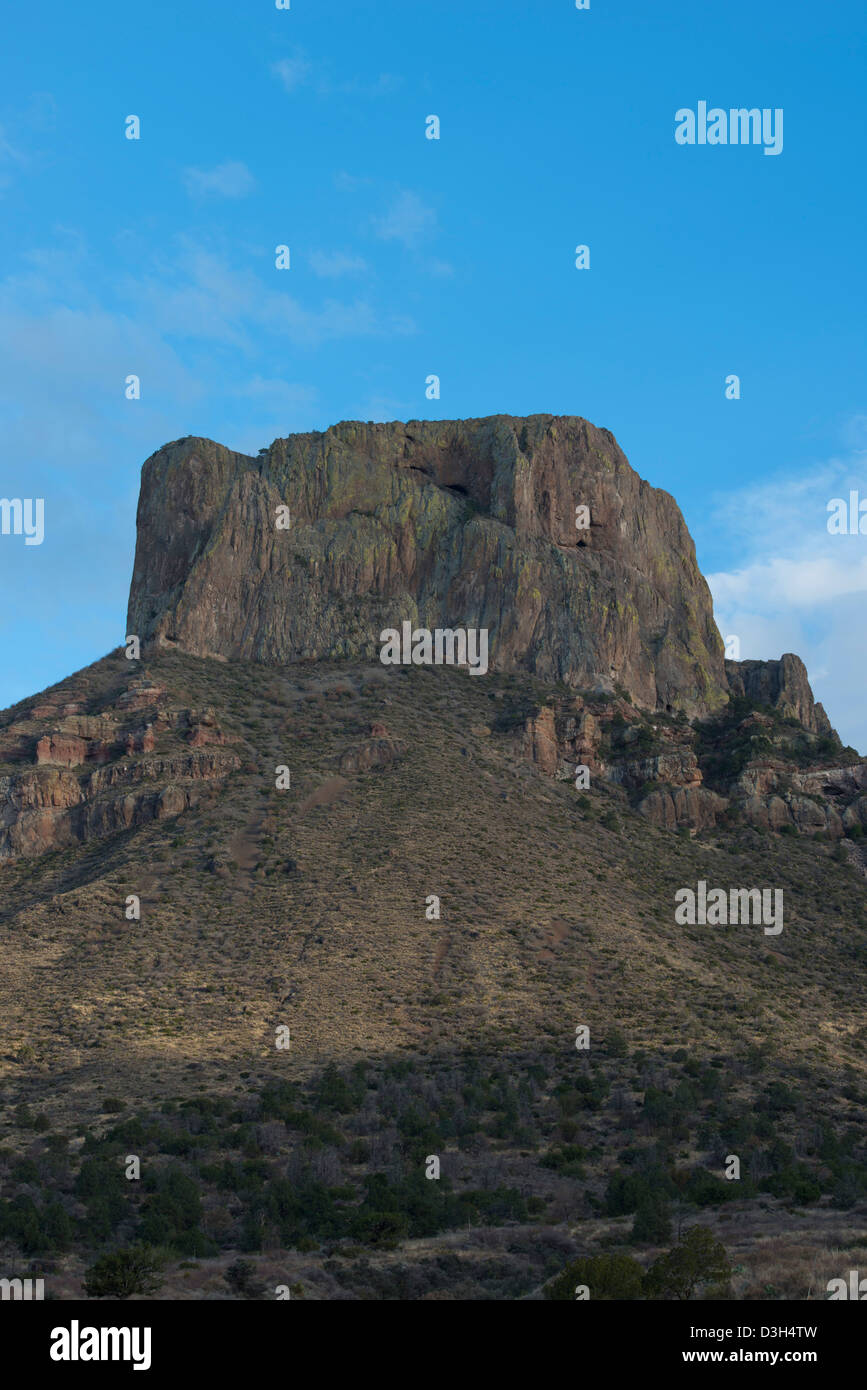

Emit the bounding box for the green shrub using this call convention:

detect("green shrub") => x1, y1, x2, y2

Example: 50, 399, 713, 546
540, 1144, 586, 1177
645, 1226, 731, 1300
632, 1196, 672, 1244
84, 1245, 165, 1299
544, 1252, 645, 1301
224, 1257, 264, 1299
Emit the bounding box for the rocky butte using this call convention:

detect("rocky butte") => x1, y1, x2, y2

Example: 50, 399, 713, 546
2, 417, 866, 1308
1, 413, 863, 862
127, 414, 729, 717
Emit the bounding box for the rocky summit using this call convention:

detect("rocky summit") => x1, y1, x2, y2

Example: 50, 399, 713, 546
127, 415, 730, 715
1, 413, 852, 862
1, 414, 866, 1303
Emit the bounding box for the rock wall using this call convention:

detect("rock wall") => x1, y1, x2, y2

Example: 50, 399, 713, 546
726, 655, 831, 734
127, 415, 729, 717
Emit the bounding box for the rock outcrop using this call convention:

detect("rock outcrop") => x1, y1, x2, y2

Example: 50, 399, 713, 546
35, 734, 89, 768
0, 749, 240, 862
728, 760, 867, 838
523, 707, 560, 776
638, 785, 729, 832
0, 673, 240, 862
3, 414, 859, 858
725, 655, 831, 734
338, 728, 405, 774
513, 677, 863, 839
127, 416, 730, 717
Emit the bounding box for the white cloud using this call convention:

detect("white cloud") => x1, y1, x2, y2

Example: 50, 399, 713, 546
183, 161, 256, 198
0, 124, 25, 165
308, 250, 369, 278
272, 55, 311, 93
326, 73, 402, 97
371, 191, 436, 248
710, 554, 867, 608
355, 394, 417, 423
334, 171, 374, 192
272, 54, 400, 99
705, 446, 867, 751
234, 376, 317, 405
0, 232, 415, 487
118, 241, 415, 348
0, 122, 27, 193
0, 297, 201, 404
223, 378, 320, 455
0, 95, 58, 196
841, 414, 867, 448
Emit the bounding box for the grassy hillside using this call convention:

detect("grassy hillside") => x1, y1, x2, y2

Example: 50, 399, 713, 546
1, 650, 866, 1298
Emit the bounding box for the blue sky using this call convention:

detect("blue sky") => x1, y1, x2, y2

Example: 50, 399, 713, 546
1, 0, 865, 748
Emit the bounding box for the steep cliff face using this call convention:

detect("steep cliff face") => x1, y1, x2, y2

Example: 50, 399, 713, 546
0, 412, 844, 865
126, 415, 729, 717
725, 655, 831, 735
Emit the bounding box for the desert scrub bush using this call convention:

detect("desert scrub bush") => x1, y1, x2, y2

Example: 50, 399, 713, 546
544, 1252, 645, 1301
644, 1226, 731, 1300
539, 1144, 587, 1177
83, 1244, 165, 1299
631, 1195, 672, 1244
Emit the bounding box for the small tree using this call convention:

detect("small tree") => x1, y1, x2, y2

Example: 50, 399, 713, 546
645, 1226, 731, 1300
544, 1252, 645, 1301
84, 1245, 165, 1299
632, 1195, 672, 1245
224, 1258, 264, 1299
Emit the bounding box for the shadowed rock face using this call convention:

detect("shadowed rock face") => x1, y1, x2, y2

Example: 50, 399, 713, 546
127, 415, 730, 717
725, 655, 831, 735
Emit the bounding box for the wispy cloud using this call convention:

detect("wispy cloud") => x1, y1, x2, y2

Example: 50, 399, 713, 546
118, 240, 415, 349
272, 55, 311, 93
705, 444, 867, 751
233, 376, 317, 408
0, 94, 57, 195
183, 161, 256, 198
308, 250, 369, 278
841, 414, 867, 448
334, 171, 374, 193
0, 124, 25, 166
711, 554, 867, 609
272, 52, 401, 98
0, 122, 27, 193
371, 191, 436, 249
121, 247, 260, 349
0, 232, 415, 476
224, 377, 320, 454
328, 73, 402, 97
706, 455, 867, 608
